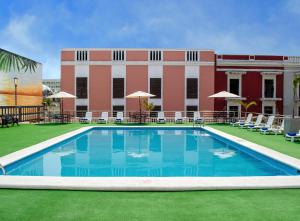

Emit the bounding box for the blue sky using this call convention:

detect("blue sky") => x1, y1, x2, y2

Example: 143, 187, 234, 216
1, 0, 300, 79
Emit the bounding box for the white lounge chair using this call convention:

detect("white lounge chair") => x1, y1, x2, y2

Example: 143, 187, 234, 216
174, 112, 183, 124
157, 112, 166, 124
193, 112, 204, 124
260, 119, 284, 135
97, 112, 108, 124
286, 130, 300, 142
257, 115, 275, 133
79, 112, 92, 123
271, 120, 285, 135
231, 113, 252, 127
115, 112, 124, 123
246, 114, 263, 131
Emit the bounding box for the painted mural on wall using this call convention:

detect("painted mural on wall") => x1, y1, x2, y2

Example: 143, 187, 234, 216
0, 64, 42, 106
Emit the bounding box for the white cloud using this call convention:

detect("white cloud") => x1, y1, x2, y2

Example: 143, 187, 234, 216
1, 14, 41, 52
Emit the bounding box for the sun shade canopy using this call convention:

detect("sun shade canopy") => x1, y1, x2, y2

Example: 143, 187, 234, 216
126, 91, 156, 98
47, 91, 76, 99
208, 91, 240, 98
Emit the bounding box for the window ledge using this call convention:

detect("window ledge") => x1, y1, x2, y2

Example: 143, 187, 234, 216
226, 97, 246, 100
260, 98, 282, 101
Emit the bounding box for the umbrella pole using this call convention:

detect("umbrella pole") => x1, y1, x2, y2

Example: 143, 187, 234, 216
139, 96, 141, 124
61, 98, 63, 115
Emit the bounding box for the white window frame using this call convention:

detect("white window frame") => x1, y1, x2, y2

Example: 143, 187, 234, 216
262, 101, 276, 115
227, 74, 242, 96
262, 75, 276, 99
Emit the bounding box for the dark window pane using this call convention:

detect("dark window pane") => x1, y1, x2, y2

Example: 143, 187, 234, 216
113, 105, 124, 117
113, 78, 124, 98
186, 105, 198, 118
186, 78, 198, 98
229, 106, 238, 117
76, 105, 87, 117
229, 79, 239, 95
264, 106, 273, 115
150, 106, 161, 117
264, 79, 274, 98
76, 77, 87, 98
150, 78, 161, 98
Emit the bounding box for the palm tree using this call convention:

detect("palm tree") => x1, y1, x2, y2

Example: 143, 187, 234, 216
0, 48, 38, 73
292, 75, 300, 117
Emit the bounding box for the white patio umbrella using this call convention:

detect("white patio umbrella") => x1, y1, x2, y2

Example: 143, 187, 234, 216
126, 91, 155, 123
209, 91, 240, 112
47, 91, 76, 115
208, 91, 240, 98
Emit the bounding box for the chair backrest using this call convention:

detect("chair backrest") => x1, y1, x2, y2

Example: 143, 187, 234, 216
116, 112, 123, 119
254, 114, 263, 125
245, 113, 253, 124
266, 115, 275, 127
158, 112, 165, 119
101, 112, 108, 120
85, 112, 92, 120
175, 112, 182, 120
193, 112, 201, 120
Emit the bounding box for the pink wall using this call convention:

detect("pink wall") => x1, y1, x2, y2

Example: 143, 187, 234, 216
163, 66, 185, 112
163, 51, 185, 61
200, 51, 215, 62
200, 65, 215, 111
89, 65, 112, 115
126, 65, 148, 111
61, 65, 75, 113
126, 51, 148, 61
89, 50, 111, 61
61, 51, 75, 61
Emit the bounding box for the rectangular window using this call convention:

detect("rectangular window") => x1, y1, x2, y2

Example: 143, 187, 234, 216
263, 106, 274, 115
76, 50, 88, 61
229, 79, 239, 95
76, 105, 87, 117
186, 105, 198, 118
149, 51, 162, 61
186, 78, 198, 98
264, 79, 274, 98
150, 106, 161, 118
298, 106, 300, 117
113, 105, 124, 117
186, 51, 199, 61
150, 78, 161, 98
76, 77, 87, 99
113, 50, 125, 61
229, 106, 239, 118
113, 78, 124, 98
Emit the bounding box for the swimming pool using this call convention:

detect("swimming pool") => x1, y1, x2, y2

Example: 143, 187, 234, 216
2, 127, 299, 177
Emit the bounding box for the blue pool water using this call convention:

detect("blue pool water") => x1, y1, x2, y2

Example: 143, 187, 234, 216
3, 128, 299, 177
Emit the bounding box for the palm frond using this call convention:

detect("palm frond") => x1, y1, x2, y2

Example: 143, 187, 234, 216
0, 48, 38, 73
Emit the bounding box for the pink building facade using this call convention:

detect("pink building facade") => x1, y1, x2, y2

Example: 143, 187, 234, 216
61, 49, 215, 116
61, 48, 300, 117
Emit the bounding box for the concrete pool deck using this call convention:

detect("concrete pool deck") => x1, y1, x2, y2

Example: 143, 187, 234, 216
1, 125, 300, 191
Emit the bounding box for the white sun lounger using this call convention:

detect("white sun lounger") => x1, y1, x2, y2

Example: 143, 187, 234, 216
97, 112, 108, 124
246, 114, 263, 131
193, 112, 203, 124
260, 119, 284, 135
79, 112, 92, 123
174, 112, 183, 124
115, 112, 124, 123
256, 115, 275, 132
157, 112, 166, 123
286, 130, 300, 142
232, 113, 252, 127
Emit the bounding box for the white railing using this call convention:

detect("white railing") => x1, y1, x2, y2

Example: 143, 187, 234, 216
43, 110, 286, 126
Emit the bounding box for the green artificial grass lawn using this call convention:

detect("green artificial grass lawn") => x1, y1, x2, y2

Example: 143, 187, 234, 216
208, 124, 300, 159
0, 123, 300, 221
